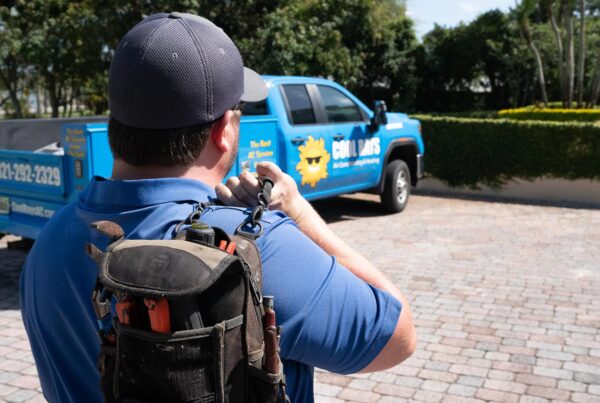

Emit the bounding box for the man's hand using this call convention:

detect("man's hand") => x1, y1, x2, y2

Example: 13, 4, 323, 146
216, 162, 309, 222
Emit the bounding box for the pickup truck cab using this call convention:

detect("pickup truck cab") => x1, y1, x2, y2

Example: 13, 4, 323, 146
0, 76, 424, 239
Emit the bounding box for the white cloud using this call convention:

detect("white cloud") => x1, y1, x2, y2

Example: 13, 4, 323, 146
459, 2, 479, 15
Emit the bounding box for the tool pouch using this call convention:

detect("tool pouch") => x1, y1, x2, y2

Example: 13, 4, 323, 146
88, 226, 288, 403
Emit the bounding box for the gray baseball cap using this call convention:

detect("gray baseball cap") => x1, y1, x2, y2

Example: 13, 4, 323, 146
108, 12, 268, 129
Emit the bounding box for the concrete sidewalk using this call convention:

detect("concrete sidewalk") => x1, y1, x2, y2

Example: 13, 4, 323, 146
1, 194, 599, 402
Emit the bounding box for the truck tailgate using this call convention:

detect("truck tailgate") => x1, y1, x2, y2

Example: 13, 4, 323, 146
0, 150, 67, 238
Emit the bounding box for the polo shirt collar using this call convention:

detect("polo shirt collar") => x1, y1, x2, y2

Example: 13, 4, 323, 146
79, 176, 216, 208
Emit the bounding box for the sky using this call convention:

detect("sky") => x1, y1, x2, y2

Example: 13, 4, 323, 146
406, 0, 517, 39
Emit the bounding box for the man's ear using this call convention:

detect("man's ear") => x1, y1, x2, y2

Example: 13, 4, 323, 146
210, 110, 236, 152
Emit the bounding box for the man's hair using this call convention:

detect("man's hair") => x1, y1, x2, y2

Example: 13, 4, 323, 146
108, 117, 212, 167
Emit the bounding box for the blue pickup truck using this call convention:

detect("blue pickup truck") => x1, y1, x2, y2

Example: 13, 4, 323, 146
0, 76, 424, 239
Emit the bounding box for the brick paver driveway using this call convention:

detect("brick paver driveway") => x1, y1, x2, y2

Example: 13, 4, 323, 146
0, 194, 599, 402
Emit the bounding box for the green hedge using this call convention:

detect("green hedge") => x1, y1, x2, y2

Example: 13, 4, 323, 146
413, 115, 600, 188
425, 111, 499, 119
498, 107, 600, 122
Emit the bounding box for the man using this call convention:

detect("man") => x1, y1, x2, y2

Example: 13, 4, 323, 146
21, 12, 416, 403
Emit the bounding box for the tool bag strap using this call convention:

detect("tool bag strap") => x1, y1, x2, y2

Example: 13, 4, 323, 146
235, 177, 274, 239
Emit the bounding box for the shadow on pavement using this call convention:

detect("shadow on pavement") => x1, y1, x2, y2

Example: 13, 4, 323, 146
413, 188, 600, 210
0, 243, 28, 311
312, 194, 389, 224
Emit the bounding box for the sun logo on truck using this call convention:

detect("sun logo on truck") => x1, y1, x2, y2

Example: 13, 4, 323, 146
296, 135, 331, 188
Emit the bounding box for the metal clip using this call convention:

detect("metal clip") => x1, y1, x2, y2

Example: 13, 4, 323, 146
92, 287, 112, 334
234, 177, 272, 239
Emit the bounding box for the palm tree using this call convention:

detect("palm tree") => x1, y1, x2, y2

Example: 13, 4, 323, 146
561, 0, 576, 107
543, 0, 566, 105
518, 0, 549, 105
577, 0, 586, 107
588, 52, 600, 107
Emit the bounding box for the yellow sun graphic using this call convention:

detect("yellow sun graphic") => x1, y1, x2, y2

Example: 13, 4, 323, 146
296, 135, 331, 188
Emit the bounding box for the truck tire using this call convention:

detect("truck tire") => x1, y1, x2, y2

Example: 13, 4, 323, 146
380, 160, 411, 213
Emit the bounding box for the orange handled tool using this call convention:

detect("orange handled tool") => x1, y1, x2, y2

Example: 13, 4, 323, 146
144, 298, 171, 333
219, 240, 237, 255
225, 241, 237, 255
116, 299, 137, 326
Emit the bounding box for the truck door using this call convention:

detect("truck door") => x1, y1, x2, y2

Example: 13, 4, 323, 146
314, 84, 381, 192
280, 84, 332, 199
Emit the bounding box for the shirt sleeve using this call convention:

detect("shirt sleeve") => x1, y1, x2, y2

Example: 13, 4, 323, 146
257, 218, 402, 374
20, 208, 103, 403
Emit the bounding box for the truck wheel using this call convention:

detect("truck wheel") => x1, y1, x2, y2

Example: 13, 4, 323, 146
380, 160, 411, 213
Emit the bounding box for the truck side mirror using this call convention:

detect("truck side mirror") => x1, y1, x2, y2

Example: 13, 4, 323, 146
370, 100, 388, 130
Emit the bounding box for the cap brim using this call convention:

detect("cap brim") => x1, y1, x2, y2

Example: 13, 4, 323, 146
241, 68, 268, 102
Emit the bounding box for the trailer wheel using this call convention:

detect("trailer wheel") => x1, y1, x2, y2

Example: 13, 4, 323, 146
380, 160, 411, 213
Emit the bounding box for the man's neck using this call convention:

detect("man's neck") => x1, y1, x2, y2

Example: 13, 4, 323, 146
111, 160, 222, 188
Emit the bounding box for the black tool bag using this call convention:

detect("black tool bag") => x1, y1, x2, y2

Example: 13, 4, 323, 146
86, 184, 289, 403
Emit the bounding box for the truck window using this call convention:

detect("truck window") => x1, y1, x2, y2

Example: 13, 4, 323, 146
282, 85, 317, 125
243, 100, 268, 115
317, 85, 363, 123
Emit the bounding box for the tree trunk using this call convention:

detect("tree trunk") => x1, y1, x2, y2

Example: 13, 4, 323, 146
0, 65, 23, 119
531, 44, 549, 105
546, 1, 566, 106
35, 86, 41, 116
75, 86, 82, 115
62, 88, 67, 118
58, 84, 65, 117
591, 79, 600, 106
563, 1, 575, 107
589, 52, 600, 106
520, 73, 530, 107
529, 71, 538, 106
8, 89, 23, 118
577, 0, 586, 107
522, 19, 549, 105
67, 87, 75, 117
46, 75, 59, 118
43, 89, 48, 115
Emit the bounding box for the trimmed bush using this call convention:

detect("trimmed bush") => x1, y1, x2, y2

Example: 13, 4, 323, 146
498, 107, 600, 122
426, 111, 499, 119
414, 115, 600, 188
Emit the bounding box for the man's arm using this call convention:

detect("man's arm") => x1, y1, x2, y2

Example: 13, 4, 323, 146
216, 162, 416, 371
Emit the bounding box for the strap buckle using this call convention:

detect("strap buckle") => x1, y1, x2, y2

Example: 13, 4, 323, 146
235, 177, 273, 239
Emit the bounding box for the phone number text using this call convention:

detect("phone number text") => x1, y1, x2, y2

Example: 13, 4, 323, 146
0, 162, 62, 187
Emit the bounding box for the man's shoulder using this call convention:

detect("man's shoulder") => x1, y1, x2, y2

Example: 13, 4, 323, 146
201, 205, 294, 237
24, 201, 95, 279
31, 202, 79, 249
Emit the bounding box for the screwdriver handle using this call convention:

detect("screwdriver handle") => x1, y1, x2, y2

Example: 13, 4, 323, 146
144, 298, 171, 333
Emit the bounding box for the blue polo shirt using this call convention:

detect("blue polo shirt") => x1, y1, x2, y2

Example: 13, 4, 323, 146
20, 177, 402, 403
